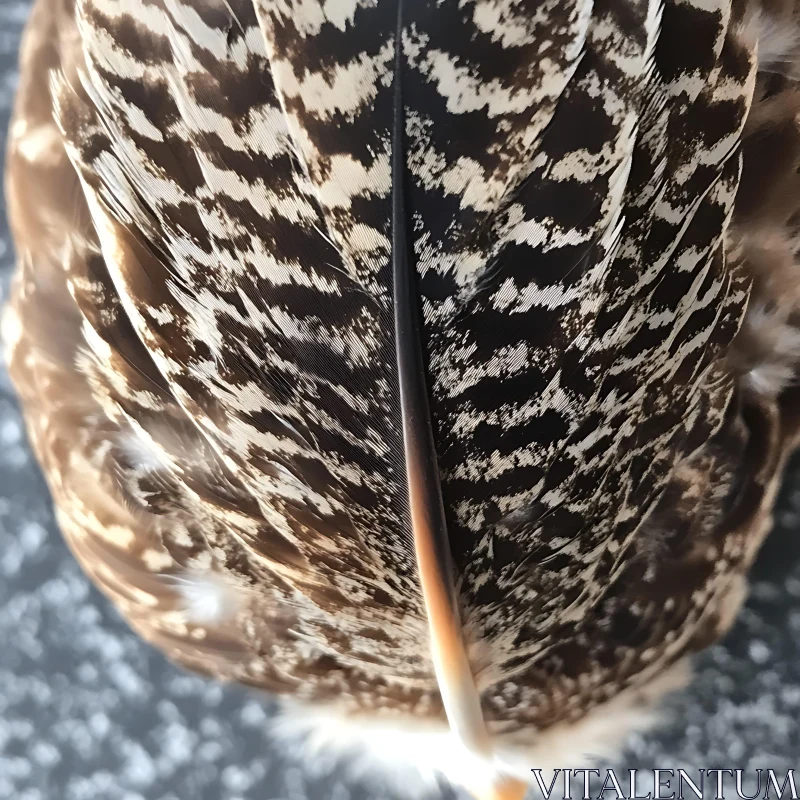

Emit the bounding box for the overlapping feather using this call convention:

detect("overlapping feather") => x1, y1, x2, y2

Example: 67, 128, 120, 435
4, 0, 772, 786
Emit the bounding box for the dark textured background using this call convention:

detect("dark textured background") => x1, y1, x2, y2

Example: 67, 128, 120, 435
0, 4, 798, 799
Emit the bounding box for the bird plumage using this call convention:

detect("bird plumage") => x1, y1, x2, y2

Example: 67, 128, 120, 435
4, 0, 800, 795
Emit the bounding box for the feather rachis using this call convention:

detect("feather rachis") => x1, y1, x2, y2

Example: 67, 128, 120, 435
391, 0, 492, 763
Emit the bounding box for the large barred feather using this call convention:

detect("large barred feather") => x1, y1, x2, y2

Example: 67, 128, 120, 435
6, 0, 800, 795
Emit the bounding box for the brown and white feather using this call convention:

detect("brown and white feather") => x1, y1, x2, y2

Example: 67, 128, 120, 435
5, 0, 800, 795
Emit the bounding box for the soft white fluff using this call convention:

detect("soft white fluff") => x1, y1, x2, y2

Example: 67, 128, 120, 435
741, 9, 800, 75
740, 302, 800, 398
743, 362, 796, 396
271, 661, 690, 798
757, 12, 800, 72
165, 571, 244, 625
119, 430, 172, 472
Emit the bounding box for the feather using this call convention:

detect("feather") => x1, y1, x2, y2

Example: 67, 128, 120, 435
6, 0, 800, 796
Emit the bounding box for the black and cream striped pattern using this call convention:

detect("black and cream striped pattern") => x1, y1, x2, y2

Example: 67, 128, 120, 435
7, 0, 794, 793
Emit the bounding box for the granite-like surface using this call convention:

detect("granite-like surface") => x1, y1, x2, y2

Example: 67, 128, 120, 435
0, 4, 798, 799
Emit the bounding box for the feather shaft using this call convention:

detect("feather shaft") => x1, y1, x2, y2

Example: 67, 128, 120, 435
391, 9, 524, 800
391, 2, 487, 755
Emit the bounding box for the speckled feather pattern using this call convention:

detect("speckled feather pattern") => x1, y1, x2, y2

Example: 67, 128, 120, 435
4, 0, 799, 784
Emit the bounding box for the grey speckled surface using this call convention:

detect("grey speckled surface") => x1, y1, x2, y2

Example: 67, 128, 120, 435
0, 3, 799, 799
